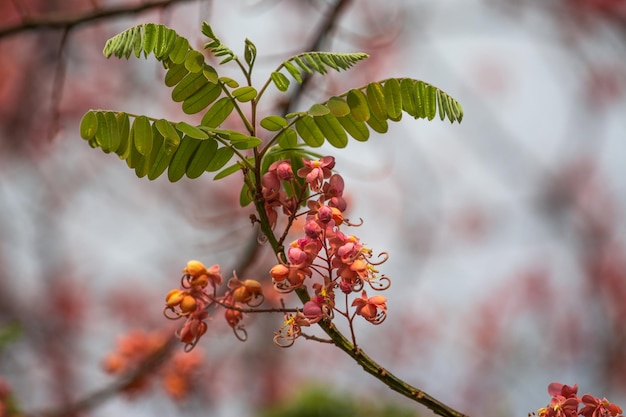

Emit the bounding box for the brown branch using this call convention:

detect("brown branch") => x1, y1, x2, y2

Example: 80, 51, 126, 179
0, 0, 197, 38
27, 335, 178, 417
280, 0, 353, 115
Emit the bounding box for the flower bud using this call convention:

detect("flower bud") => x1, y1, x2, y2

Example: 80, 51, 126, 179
224, 309, 243, 327
166, 289, 185, 307
270, 264, 289, 281
184, 260, 208, 278
179, 295, 198, 314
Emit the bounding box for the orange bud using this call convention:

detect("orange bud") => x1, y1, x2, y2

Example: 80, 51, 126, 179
184, 260, 207, 278
166, 289, 185, 306
243, 279, 262, 294
179, 295, 197, 313
232, 286, 251, 303
225, 309, 243, 327
269, 264, 289, 281
190, 274, 209, 288
331, 207, 344, 224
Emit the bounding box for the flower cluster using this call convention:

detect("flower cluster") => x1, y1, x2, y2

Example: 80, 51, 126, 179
267, 156, 390, 346
101, 329, 204, 400
164, 261, 263, 349
534, 383, 623, 417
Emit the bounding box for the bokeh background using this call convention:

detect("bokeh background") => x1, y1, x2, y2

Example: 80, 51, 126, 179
1, 0, 625, 416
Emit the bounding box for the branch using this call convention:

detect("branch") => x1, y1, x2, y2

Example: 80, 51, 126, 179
279, 0, 353, 115
27, 335, 177, 417
291, 287, 468, 417
0, 0, 196, 38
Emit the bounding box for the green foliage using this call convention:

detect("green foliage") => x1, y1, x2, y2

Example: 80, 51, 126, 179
0, 322, 21, 352
79, 110, 253, 181
271, 52, 369, 91
272, 78, 462, 149
81, 22, 463, 190
202, 22, 237, 64
258, 385, 418, 417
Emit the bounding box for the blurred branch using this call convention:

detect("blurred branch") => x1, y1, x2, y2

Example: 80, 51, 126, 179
28, 335, 178, 417
280, 0, 353, 115
0, 0, 196, 38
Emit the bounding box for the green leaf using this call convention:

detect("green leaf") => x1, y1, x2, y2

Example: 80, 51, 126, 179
260, 115, 288, 131
314, 113, 348, 148
295, 115, 325, 147
155, 119, 181, 154
271, 72, 290, 92
172, 71, 209, 102
182, 82, 221, 114
142, 23, 157, 56
308, 103, 330, 117
437, 89, 447, 122
186, 138, 218, 178
283, 61, 302, 83
206, 146, 235, 172
176, 121, 209, 139
203, 65, 219, 84
244, 38, 257, 67
147, 126, 171, 180
164, 63, 189, 87
202, 22, 237, 64
224, 132, 262, 149
366, 82, 388, 120
326, 96, 350, 117
232, 86, 257, 102
400, 78, 418, 118
239, 182, 252, 207
80, 111, 98, 140
365, 113, 388, 134
276, 128, 298, 148
94, 112, 111, 153
383, 78, 402, 121
168, 136, 201, 182
347, 89, 370, 122
213, 160, 244, 180
423, 83, 436, 121
184, 49, 205, 73
106, 111, 122, 153
127, 127, 144, 171
276, 52, 369, 85
415, 81, 427, 119
169, 36, 190, 65
337, 114, 369, 142
201, 97, 234, 127
132, 115, 153, 156
219, 77, 239, 88
116, 112, 131, 157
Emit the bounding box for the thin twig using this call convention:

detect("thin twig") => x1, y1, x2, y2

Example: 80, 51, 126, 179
280, 0, 353, 115
0, 0, 196, 38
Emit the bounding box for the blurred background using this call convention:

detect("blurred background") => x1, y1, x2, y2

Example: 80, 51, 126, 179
1, 0, 625, 416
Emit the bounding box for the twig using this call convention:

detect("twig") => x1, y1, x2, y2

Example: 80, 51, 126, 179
280, 0, 353, 115
0, 0, 196, 38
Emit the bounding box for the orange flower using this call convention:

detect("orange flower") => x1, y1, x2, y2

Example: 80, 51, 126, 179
351, 291, 387, 324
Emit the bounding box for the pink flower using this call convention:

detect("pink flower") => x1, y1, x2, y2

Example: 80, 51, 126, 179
352, 291, 387, 324
324, 174, 347, 212
297, 156, 335, 191
177, 310, 209, 351
538, 383, 581, 417
580, 395, 623, 417
548, 383, 578, 399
